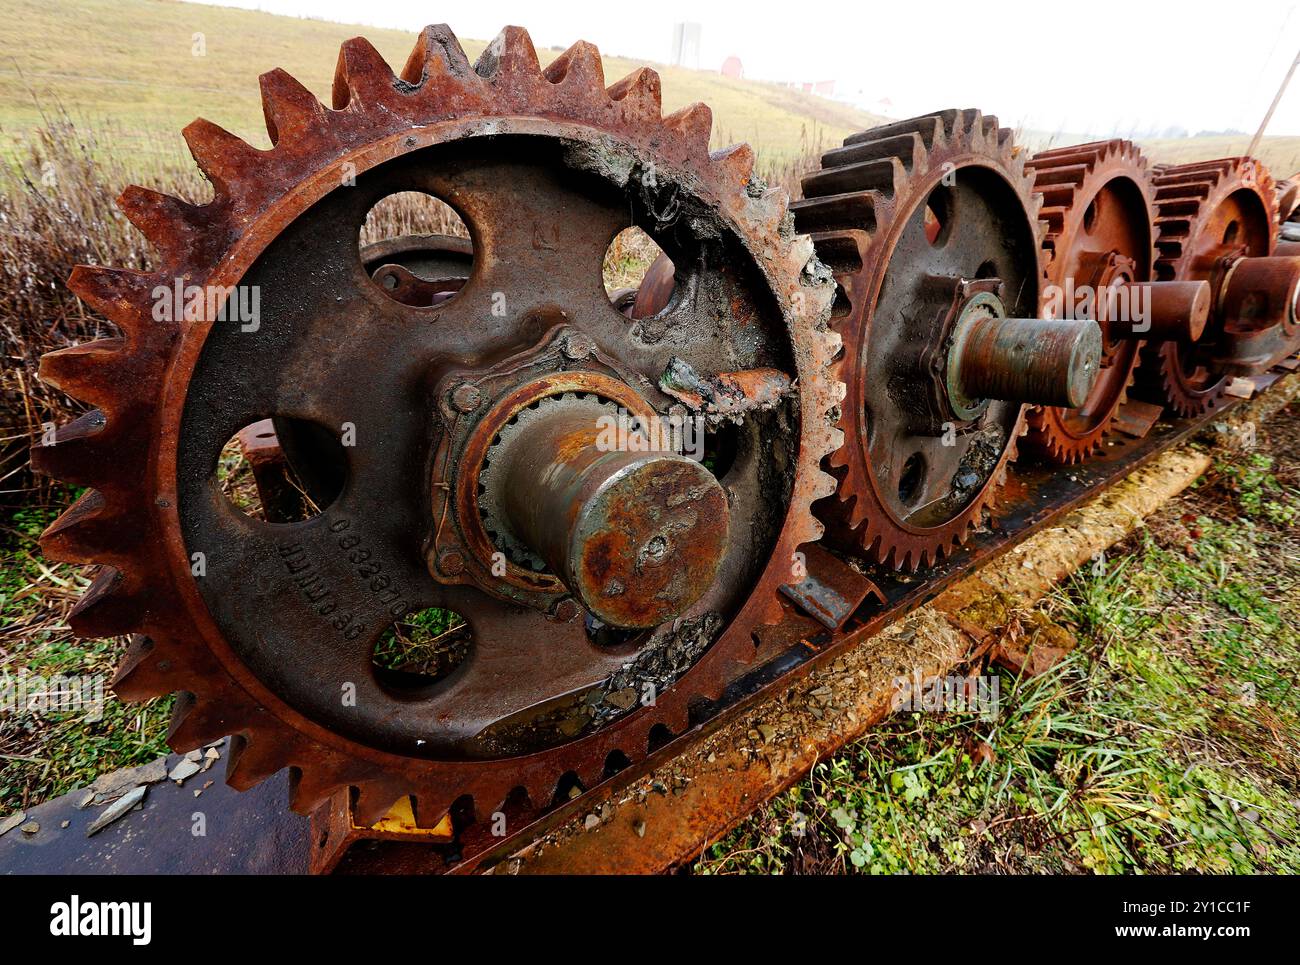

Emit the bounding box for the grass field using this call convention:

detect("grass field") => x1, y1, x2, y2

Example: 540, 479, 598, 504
0, 0, 886, 169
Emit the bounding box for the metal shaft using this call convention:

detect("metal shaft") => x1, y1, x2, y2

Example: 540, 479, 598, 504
497, 406, 730, 629
953, 315, 1102, 409
1104, 280, 1211, 342
1220, 255, 1300, 333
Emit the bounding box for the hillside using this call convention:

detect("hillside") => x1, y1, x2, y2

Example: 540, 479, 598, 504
0, 0, 888, 168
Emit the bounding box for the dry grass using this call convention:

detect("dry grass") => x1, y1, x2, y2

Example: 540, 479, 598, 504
0, 113, 203, 502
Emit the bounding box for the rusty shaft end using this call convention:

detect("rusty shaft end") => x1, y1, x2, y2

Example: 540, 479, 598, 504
497, 406, 729, 629
1221, 256, 1300, 334
1104, 280, 1211, 342
953, 314, 1102, 410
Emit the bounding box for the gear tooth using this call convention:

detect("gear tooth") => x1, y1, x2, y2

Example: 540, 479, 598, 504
351, 781, 404, 827
543, 39, 605, 89
182, 118, 262, 200
606, 67, 662, 120
400, 24, 472, 85
259, 68, 325, 145
331, 36, 398, 110
113, 636, 186, 701
475, 26, 541, 80
38, 339, 124, 402
117, 186, 203, 266
710, 142, 754, 186
38, 489, 109, 563
30, 409, 107, 482
803, 157, 902, 199
286, 768, 345, 816
166, 690, 232, 751
821, 131, 924, 172
663, 102, 712, 153
417, 780, 473, 827
66, 567, 139, 638
791, 191, 878, 235
66, 265, 157, 337
523, 773, 559, 812
225, 733, 291, 791
844, 111, 946, 149
574, 761, 606, 795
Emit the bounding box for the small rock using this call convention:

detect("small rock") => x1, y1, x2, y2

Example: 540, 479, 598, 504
603, 687, 638, 712
567, 784, 583, 800
0, 812, 27, 837
194, 789, 203, 798
168, 758, 202, 783
60, 820, 70, 829
583, 813, 600, 830
204, 739, 225, 749
185, 750, 202, 763
204, 748, 220, 760
756, 723, 776, 743
20, 821, 39, 835
634, 819, 647, 838
87, 785, 147, 837
202, 781, 214, 790
706, 752, 716, 764
83, 758, 167, 806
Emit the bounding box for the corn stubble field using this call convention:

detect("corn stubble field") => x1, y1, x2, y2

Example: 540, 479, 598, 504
1, 0, 1299, 873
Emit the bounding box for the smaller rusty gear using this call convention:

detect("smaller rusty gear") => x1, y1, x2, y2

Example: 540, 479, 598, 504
793, 109, 1101, 571
1135, 157, 1300, 415
1023, 140, 1211, 463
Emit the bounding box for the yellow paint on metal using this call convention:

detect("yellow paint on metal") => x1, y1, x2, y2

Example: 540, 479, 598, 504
361, 796, 454, 838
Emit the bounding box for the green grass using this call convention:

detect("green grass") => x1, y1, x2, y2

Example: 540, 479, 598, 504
697, 424, 1300, 875
0, 0, 886, 171
1, 494, 172, 814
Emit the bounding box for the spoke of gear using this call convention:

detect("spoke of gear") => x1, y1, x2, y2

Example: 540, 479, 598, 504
32, 25, 843, 831
1134, 157, 1300, 416
1023, 140, 1211, 463
792, 109, 1102, 571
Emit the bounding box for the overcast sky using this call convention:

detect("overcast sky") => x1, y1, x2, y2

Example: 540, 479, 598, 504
194, 0, 1300, 137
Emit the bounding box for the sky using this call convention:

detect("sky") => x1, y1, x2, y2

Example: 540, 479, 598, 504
193, 0, 1300, 138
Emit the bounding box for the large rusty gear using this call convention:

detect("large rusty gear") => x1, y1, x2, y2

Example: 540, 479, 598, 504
1135, 157, 1278, 415
793, 109, 1100, 571
33, 26, 842, 830
1023, 140, 1210, 463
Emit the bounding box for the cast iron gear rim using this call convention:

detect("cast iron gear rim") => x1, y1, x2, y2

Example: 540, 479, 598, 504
1023, 139, 1155, 463
32, 25, 842, 832
1134, 156, 1277, 416
791, 108, 1044, 572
